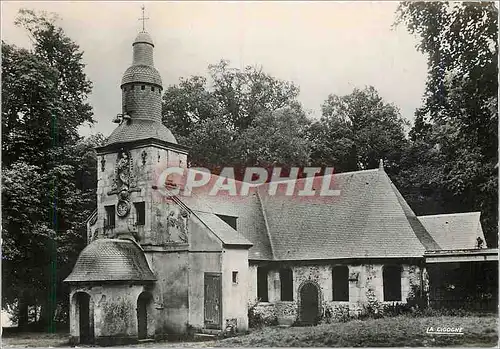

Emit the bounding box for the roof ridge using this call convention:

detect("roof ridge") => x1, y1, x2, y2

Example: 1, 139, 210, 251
418, 212, 481, 218
256, 189, 276, 260
383, 172, 441, 250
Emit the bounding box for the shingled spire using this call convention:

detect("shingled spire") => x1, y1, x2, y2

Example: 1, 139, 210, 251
102, 10, 182, 148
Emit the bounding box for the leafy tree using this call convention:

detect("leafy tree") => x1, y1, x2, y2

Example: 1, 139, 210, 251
162, 60, 309, 176
396, 2, 498, 246
308, 86, 409, 173
2, 9, 98, 330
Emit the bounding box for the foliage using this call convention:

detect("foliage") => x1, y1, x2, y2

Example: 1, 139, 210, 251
321, 303, 351, 324
1, 9, 99, 330
359, 288, 385, 319
162, 60, 309, 176
248, 300, 278, 329
308, 86, 409, 173
395, 2, 498, 246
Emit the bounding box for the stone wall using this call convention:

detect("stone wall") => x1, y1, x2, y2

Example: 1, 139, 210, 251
69, 284, 148, 345
250, 262, 424, 324
93, 144, 187, 245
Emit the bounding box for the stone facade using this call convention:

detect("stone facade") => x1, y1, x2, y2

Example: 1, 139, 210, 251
249, 262, 426, 324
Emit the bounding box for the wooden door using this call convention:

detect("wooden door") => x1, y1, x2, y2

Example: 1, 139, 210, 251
204, 273, 222, 329
300, 283, 319, 325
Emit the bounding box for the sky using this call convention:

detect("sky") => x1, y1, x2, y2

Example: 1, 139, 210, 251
1, 1, 428, 138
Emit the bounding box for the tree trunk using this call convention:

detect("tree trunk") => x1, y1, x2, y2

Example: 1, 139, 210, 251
17, 293, 29, 330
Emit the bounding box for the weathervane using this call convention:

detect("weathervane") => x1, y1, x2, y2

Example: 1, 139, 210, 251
138, 5, 149, 32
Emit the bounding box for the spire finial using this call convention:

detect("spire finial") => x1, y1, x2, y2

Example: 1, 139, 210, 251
379, 159, 384, 171
138, 5, 149, 32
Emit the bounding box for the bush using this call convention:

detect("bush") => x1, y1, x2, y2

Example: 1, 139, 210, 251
248, 299, 278, 328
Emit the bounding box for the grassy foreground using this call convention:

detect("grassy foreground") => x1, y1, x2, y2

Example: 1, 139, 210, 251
216, 315, 498, 347
2, 315, 498, 347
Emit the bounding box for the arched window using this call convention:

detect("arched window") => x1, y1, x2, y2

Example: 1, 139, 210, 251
279, 268, 293, 301
332, 265, 349, 301
383, 265, 402, 301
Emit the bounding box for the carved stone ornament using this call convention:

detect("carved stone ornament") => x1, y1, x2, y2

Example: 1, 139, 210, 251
108, 149, 140, 199
166, 209, 189, 243
141, 150, 147, 166
117, 200, 131, 218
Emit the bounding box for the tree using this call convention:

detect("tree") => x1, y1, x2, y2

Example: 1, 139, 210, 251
162, 60, 309, 175
396, 2, 498, 246
308, 86, 409, 173
2, 9, 97, 330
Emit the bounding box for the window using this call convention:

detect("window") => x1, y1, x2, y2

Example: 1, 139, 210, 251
141, 85, 145, 90
332, 265, 349, 301
151, 86, 155, 91
232, 271, 238, 284
131, 85, 135, 90
383, 265, 402, 301
257, 267, 268, 302
105, 205, 115, 228
134, 202, 145, 226
279, 268, 293, 301
216, 214, 237, 230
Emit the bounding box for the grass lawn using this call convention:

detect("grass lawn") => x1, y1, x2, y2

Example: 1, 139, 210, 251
216, 315, 498, 347
2, 331, 70, 347
2, 315, 498, 347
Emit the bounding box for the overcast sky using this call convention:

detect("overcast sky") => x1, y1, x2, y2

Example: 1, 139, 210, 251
2, 1, 428, 138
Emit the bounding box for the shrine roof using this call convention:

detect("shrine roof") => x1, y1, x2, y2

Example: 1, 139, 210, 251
64, 239, 156, 283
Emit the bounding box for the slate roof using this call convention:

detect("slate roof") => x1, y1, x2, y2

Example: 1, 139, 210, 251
194, 211, 253, 247
418, 212, 485, 250
104, 119, 177, 146
255, 168, 439, 260
134, 31, 154, 46
121, 65, 162, 87
64, 239, 156, 282
178, 170, 274, 260
175, 167, 447, 260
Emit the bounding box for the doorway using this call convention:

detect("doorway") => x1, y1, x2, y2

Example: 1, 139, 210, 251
75, 292, 92, 344
204, 273, 222, 329
137, 292, 153, 339
299, 282, 320, 325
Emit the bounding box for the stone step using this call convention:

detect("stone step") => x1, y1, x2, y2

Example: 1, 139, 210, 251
193, 333, 218, 341
199, 328, 222, 335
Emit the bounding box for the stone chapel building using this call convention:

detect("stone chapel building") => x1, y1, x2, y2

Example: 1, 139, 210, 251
64, 29, 497, 345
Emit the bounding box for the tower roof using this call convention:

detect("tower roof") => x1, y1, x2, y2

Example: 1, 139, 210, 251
134, 31, 154, 46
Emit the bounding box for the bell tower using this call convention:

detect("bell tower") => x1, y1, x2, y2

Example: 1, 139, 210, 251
92, 14, 189, 245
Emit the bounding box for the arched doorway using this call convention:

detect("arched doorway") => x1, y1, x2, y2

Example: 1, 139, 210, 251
299, 282, 321, 325
75, 292, 93, 344
137, 292, 153, 340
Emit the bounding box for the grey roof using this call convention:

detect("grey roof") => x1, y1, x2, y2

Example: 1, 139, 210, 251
418, 212, 485, 250
178, 171, 273, 260
121, 64, 162, 87
64, 239, 156, 283
177, 168, 438, 259
194, 211, 253, 247
256, 169, 437, 260
134, 31, 154, 46
104, 119, 177, 146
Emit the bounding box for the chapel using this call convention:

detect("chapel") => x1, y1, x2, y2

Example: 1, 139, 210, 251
64, 26, 498, 345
